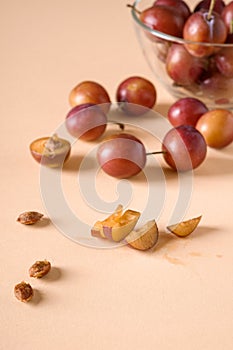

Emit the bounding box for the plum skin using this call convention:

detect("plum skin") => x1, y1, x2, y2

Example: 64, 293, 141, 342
183, 11, 227, 57
194, 0, 226, 14
66, 103, 107, 141
168, 97, 208, 127
153, 0, 191, 21
215, 47, 233, 78
166, 44, 206, 86
116, 76, 157, 116
140, 5, 185, 40
69, 81, 111, 114
196, 109, 233, 148
97, 133, 147, 178
162, 125, 207, 171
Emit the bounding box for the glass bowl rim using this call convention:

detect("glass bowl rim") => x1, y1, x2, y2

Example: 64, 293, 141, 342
130, 0, 233, 47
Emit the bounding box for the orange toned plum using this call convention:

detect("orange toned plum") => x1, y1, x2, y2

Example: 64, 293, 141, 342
69, 81, 111, 113
196, 109, 233, 148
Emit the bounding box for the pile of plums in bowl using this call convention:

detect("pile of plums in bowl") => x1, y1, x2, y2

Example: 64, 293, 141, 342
128, 0, 233, 108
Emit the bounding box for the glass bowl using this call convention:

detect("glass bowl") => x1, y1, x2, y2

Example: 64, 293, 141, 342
130, 0, 233, 109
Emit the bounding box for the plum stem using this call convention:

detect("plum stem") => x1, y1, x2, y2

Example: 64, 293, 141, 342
108, 120, 125, 131
207, 0, 216, 20
230, 20, 233, 34
127, 4, 141, 15
146, 151, 166, 156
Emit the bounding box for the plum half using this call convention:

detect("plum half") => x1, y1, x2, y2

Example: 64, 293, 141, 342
30, 134, 71, 168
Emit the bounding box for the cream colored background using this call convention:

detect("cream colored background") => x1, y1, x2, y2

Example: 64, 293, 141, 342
1, 0, 233, 349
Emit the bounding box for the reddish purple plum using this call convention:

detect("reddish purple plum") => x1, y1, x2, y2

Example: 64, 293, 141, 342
66, 103, 107, 141
116, 76, 157, 115
162, 125, 207, 172
166, 44, 206, 86
168, 97, 208, 127
200, 71, 233, 103
97, 133, 147, 178
215, 47, 233, 77
140, 5, 185, 39
153, 0, 191, 21
221, 1, 233, 31
183, 10, 227, 57
194, 0, 226, 14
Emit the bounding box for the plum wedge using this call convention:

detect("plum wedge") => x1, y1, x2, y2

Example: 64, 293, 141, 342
91, 205, 140, 242
125, 220, 159, 250
166, 216, 202, 237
